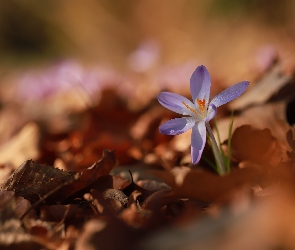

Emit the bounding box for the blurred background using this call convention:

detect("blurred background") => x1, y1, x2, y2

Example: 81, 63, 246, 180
0, 0, 295, 167
1, 0, 295, 76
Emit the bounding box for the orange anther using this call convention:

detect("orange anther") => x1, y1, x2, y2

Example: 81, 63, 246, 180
197, 99, 206, 112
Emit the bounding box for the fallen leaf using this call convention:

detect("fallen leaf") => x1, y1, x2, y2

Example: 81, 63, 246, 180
216, 102, 291, 153
150, 167, 260, 202
74, 218, 142, 250
0, 160, 77, 205
229, 63, 293, 110
231, 125, 284, 166
0, 150, 116, 205
0, 190, 34, 220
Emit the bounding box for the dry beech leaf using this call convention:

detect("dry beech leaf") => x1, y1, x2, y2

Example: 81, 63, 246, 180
40, 204, 85, 223
66, 150, 116, 192
141, 189, 295, 250
141, 189, 176, 211
150, 167, 260, 202
90, 188, 128, 214
216, 102, 291, 153
0, 160, 76, 205
137, 179, 171, 192
0, 150, 116, 205
229, 63, 293, 110
122, 181, 154, 207
75, 218, 141, 250
112, 175, 131, 190
120, 202, 153, 228
83, 174, 131, 195
231, 125, 284, 166
0, 190, 34, 220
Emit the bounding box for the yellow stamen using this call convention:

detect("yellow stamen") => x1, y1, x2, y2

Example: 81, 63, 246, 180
197, 99, 206, 113
182, 101, 199, 115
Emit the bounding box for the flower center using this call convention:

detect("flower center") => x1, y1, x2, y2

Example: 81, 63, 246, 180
182, 101, 199, 115
197, 99, 206, 113
182, 98, 206, 116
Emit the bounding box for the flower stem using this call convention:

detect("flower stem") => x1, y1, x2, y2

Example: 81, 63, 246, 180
205, 122, 225, 176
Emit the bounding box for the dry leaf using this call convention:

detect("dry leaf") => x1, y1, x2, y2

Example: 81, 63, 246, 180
0, 150, 116, 205
216, 102, 291, 153
0, 190, 34, 220
229, 63, 293, 110
231, 125, 284, 166
150, 167, 260, 202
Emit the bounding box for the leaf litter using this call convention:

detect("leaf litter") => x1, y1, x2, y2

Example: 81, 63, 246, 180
1, 61, 295, 249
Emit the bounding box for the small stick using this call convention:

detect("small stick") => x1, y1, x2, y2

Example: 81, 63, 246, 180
128, 170, 134, 183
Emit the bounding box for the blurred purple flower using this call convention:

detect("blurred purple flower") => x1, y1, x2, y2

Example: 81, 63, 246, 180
255, 45, 277, 72
157, 61, 197, 91
127, 40, 160, 73
16, 60, 118, 101
158, 65, 249, 164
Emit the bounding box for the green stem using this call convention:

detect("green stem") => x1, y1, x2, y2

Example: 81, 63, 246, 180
205, 122, 225, 176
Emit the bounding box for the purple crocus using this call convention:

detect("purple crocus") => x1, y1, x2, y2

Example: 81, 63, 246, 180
158, 65, 249, 165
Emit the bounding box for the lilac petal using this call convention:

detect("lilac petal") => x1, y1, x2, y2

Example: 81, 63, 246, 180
205, 103, 217, 122
191, 121, 206, 164
159, 118, 195, 135
158, 92, 196, 116
190, 65, 211, 104
210, 81, 249, 108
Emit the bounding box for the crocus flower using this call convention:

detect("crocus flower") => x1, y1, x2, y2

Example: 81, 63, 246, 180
158, 65, 249, 167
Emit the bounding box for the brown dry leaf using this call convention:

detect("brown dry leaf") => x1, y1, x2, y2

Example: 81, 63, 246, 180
112, 175, 131, 190
150, 167, 260, 202
141, 189, 176, 212
0, 150, 116, 205
89, 187, 129, 214
67, 150, 117, 193
39, 90, 139, 169
83, 174, 130, 194
216, 101, 291, 152
229, 62, 293, 110
75, 218, 141, 250
141, 189, 295, 250
137, 179, 171, 192
122, 181, 154, 207
120, 202, 153, 228
231, 125, 284, 166
0, 190, 34, 220
217, 62, 293, 155
40, 204, 86, 223
0, 160, 76, 205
